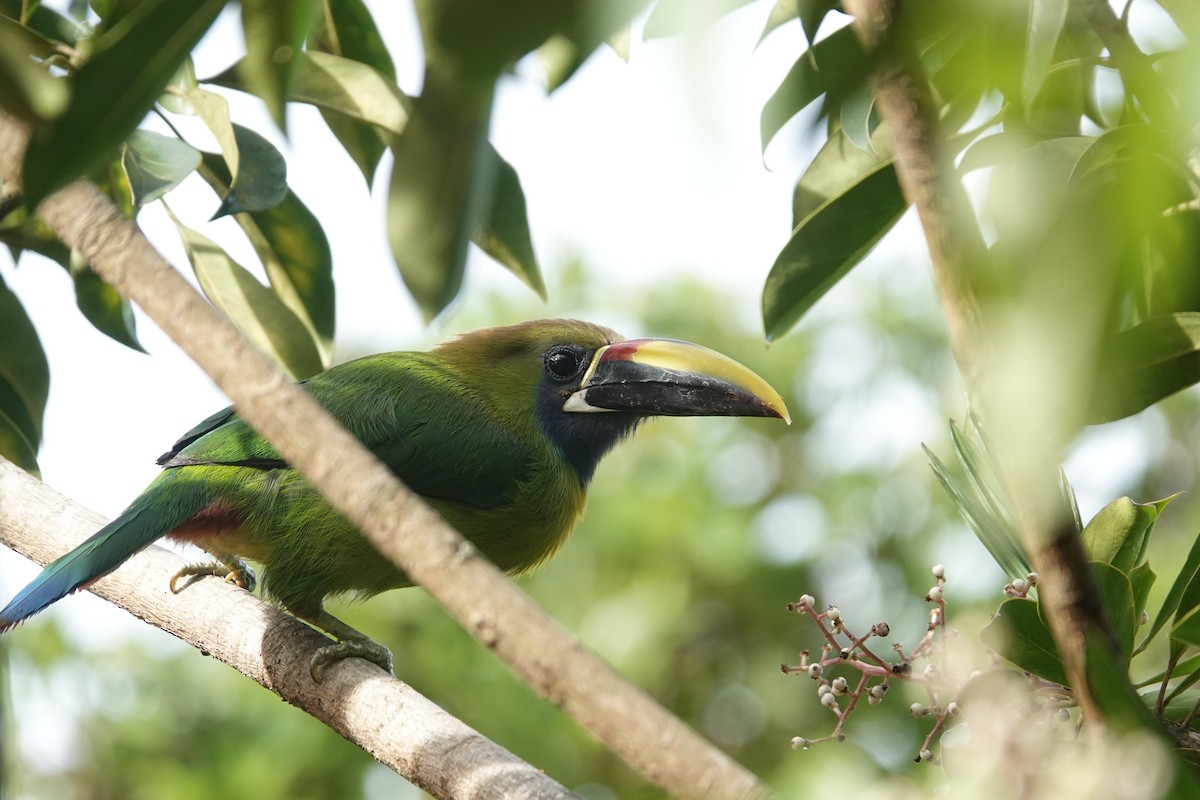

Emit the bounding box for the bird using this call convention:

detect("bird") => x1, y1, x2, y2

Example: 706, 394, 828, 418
0, 319, 789, 678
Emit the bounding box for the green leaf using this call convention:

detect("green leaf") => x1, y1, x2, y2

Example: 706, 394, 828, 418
1135, 651, 1200, 689
158, 57, 199, 114
925, 417, 1030, 579
121, 129, 202, 207
475, 151, 546, 300
238, 0, 319, 130
1090, 313, 1200, 424
0, 0, 81, 44
644, 0, 756, 39
757, 0, 836, 47
70, 252, 146, 352
791, 127, 887, 224
981, 598, 1067, 686
1022, 0, 1069, 107
387, 85, 493, 321
1082, 635, 1172, 743
187, 86, 240, 175
760, 25, 866, 153
763, 132, 907, 340
0, 272, 48, 475
167, 208, 324, 379
0, 13, 69, 122
211, 125, 288, 218
208, 51, 410, 138
1129, 561, 1155, 632
1139, 534, 1200, 653
1080, 495, 1169, 573
307, 0, 396, 183
1092, 560, 1136, 661
1171, 606, 1200, 651
21, 0, 226, 205
838, 84, 876, 154
198, 152, 334, 366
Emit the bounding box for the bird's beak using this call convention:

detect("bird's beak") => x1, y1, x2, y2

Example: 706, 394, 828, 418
563, 338, 791, 423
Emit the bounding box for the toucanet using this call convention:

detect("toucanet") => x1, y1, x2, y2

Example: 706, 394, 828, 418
0, 319, 789, 678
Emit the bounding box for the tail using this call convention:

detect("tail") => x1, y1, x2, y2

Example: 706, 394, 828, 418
0, 471, 213, 631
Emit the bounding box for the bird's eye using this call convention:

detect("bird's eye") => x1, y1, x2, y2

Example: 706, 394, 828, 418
543, 345, 586, 381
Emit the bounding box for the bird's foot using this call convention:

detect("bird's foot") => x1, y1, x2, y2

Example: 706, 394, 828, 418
170, 556, 257, 594
292, 607, 393, 681
310, 639, 394, 682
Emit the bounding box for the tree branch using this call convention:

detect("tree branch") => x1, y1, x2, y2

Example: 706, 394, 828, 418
0, 111, 767, 800
838, 0, 1116, 725
0, 458, 577, 799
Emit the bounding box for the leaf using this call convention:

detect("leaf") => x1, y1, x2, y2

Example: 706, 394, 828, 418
644, 0, 756, 39
0, 0, 81, 44
981, 598, 1067, 686
198, 152, 335, 366
21, 0, 226, 205
0, 272, 48, 475
760, 25, 866, 153
1090, 313, 1200, 423
211, 125, 288, 218
208, 51, 411, 138
307, 0, 396, 183
70, 252, 146, 352
925, 418, 1030, 580
1092, 560, 1136, 661
1139, 533, 1200, 653
187, 86, 240, 175
1080, 495, 1170, 573
1060, 466, 1082, 534
838, 84, 876, 154
158, 57, 198, 114
1022, 0, 1069, 107
0, 13, 69, 122
167, 208, 324, 379
1130, 561, 1156, 631
1171, 607, 1200, 651
475, 150, 546, 300
238, 0, 320, 130
121, 129, 202, 207
757, 0, 836, 47
387, 84, 493, 321
1082, 635, 1173, 744
1135, 652, 1200, 689
763, 131, 907, 341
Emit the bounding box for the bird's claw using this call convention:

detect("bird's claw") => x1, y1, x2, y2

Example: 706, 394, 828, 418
310, 639, 394, 682
169, 558, 257, 594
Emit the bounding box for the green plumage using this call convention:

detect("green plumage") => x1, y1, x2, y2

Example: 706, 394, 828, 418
0, 319, 788, 675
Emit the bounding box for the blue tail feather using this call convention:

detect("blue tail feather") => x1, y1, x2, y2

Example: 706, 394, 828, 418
0, 474, 212, 631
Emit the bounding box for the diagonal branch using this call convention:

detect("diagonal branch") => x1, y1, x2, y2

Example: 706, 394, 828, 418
0, 457, 577, 799
0, 110, 767, 800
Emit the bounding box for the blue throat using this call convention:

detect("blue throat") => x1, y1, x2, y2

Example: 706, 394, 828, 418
535, 381, 644, 485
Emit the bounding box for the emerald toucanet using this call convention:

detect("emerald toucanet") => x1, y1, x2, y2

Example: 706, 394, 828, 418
0, 320, 789, 677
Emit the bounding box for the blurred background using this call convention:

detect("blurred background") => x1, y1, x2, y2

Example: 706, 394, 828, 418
3, 0, 1197, 797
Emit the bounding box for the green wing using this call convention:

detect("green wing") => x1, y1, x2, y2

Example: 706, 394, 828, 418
157, 353, 530, 510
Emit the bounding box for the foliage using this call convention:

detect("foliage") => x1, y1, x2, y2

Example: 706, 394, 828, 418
0, 0, 622, 472
4, 0, 1200, 796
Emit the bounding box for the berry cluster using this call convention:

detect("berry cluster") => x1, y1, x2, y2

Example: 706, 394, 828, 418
783, 564, 959, 761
